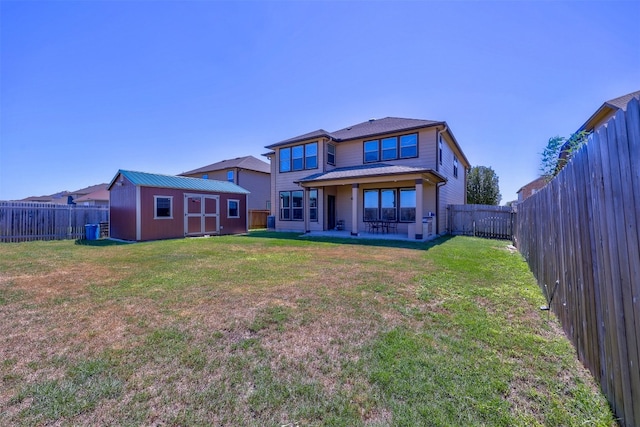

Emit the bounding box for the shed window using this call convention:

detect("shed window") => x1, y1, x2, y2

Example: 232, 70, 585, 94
228, 199, 239, 218
154, 196, 173, 219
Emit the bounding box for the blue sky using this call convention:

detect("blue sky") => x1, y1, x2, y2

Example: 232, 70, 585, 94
1, 0, 638, 203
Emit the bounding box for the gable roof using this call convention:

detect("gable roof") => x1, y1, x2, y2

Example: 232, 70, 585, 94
578, 90, 640, 133
181, 155, 270, 175
108, 170, 250, 194
265, 117, 443, 149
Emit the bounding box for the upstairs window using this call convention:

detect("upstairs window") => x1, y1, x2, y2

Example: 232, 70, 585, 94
327, 144, 336, 165
305, 142, 318, 169
202, 174, 208, 179
453, 156, 459, 178
363, 133, 418, 163
364, 140, 380, 163
280, 148, 291, 172
439, 137, 443, 165
279, 142, 318, 172
400, 134, 418, 158
381, 137, 397, 161
292, 145, 304, 171
227, 170, 234, 182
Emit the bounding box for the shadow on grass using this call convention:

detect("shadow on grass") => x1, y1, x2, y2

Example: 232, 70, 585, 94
74, 238, 132, 247
242, 230, 453, 251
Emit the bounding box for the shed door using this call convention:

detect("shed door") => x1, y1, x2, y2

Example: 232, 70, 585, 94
184, 194, 219, 236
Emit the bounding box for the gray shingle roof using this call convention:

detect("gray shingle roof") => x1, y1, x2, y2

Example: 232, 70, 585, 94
296, 163, 445, 183
181, 155, 270, 175
266, 117, 443, 149
605, 90, 640, 110
108, 170, 250, 194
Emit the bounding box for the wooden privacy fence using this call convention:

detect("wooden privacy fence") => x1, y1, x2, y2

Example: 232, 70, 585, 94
514, 98, 640, 427
0, 202, 109, 242
249, 209, 269, 229
447, 204, 514, 240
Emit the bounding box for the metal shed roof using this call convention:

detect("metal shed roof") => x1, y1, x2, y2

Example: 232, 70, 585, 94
108, 170, 250, 194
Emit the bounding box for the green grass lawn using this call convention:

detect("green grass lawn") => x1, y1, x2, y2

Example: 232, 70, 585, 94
0, 232, 614, 426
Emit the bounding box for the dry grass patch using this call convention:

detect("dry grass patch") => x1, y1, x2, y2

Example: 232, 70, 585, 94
0, 234, 614, 426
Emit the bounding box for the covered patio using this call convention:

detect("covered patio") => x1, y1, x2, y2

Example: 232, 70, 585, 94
296, 163, 445, 239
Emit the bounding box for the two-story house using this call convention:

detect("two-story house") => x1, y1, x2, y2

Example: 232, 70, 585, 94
180, 155, 271, 212
264, 117, 470, 239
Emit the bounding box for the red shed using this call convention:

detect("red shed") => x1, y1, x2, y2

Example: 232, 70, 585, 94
108, 170, 250, 241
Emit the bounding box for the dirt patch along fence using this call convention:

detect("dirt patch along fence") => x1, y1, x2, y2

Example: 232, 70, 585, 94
447, 204, 514, 240
514, 98, 640, 427
0, 202, 109, 242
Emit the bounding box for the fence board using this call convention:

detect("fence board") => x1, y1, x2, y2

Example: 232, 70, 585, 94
447, 204, 514, 240
514, 98, 640, 427
0, 202, 109, 242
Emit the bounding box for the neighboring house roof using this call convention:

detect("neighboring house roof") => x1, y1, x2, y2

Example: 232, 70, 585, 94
181, 155, 270, 175
296, 163, 446, 184
577, 90, 640, 133
108, 170, 250, 194
75, 188, 110, 203
71, 183, 109, 196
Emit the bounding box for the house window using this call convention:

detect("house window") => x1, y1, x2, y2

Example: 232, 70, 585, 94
280, 147, 291, 172
364, 140, 380, 163
202, 174, 208, 179
154, 196, 173, 219
305, 142, 318, 169
292, 146, 304, 171
381, 137, 397, 161
400, 134, 418, 158
400, 189, 416, 222
454, 156, 459, 178
327, 144, 336, 165
363, 189, 397, 221
381, 189, 397, 221
228, 199, 239, 218
438, 137, 443, 165
309, 189, 318, 222
280, 190, 304, 221
364, 133, 418, 163
227, 170, 234, 182
364, 190, 379, 220
279, 142, 318, 172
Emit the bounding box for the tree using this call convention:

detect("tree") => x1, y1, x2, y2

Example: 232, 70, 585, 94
466, 166, 501, 205
539, 131, 589, 181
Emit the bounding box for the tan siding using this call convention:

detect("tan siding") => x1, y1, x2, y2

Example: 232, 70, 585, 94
335, 128, 438, 169
437, 133, 467, 232
237, 170, 270, 211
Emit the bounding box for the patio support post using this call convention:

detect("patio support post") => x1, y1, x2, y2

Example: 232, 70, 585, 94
351, 183, 359, 236
415, 179, 423, 239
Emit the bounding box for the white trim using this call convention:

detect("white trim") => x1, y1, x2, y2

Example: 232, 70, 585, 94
136, 186, 141, 241
227, 199, 240, 218
153, 195, 174, 219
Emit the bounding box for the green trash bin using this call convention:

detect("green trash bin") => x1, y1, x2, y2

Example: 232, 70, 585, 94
85, 224, 99, 240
